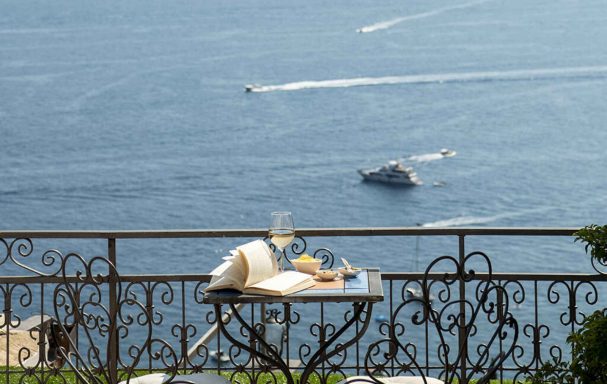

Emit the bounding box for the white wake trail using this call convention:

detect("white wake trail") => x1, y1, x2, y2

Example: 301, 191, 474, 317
357, 18, 409, 34
422, 214, 506, 228
245, 65, 607, 93
356, 0, 493, 33
406, 149, 456, 163
421, 207, 553, 228
408, 153, 444, 162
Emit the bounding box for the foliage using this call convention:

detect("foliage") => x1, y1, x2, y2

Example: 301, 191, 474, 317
567, 309, 607, 383
526, 361, 574, 384
526, 309, 607, 384
574, 224, 607, 263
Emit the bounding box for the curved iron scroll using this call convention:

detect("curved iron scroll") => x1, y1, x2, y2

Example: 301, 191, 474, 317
214, 303, 293, 384
363, 251, 519, 384
214, 301, 373, 384
300, 302, 374, 384
51, 253, 198, 384
0, 238, 65, 276
264, 236, 335, 270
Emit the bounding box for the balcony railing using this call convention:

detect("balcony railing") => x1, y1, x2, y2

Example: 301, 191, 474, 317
1, 227, 605, 383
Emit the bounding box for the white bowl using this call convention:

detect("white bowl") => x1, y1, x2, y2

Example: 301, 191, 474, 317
316, 269, 339, 281
338, 267, 362, 277
292, 258, 322, 275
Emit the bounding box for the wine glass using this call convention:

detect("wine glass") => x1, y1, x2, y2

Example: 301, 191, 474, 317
269, 211, 295, 272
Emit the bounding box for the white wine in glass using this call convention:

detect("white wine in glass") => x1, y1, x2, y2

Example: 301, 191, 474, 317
269, 212, 295, 272
269, 229, 295, 250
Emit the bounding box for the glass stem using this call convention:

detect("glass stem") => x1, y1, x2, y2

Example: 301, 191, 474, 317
280, 249, 285, 272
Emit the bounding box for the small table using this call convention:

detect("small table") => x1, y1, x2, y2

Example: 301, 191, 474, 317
203, 268, 384, 384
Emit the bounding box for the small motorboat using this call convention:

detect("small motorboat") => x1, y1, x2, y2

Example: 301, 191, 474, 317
244, 84, 261, 92
440, 148, 456, 157
358, 160, 423, 185
210, 350, 230, 364
405, 287, 435, 302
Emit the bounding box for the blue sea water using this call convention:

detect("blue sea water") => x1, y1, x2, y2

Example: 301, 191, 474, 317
1, 0, 607, 276
3, 0, 607, 370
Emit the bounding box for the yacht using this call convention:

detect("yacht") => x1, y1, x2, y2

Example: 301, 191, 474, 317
358, 160, 423, 185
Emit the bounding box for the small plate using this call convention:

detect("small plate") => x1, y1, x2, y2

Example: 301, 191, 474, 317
316, 269, 339, 281
338, 267, 361, 277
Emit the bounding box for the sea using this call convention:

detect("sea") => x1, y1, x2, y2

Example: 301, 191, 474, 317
1, 0, 607, 364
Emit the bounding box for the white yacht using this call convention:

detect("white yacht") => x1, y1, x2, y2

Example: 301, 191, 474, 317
358, 160, 423, 185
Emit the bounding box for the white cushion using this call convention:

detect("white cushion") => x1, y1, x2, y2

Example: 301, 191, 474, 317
118, 373, 230, 384
339, 376, 444, 384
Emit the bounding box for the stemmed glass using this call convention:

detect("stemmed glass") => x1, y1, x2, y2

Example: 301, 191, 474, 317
269, 212, 295, 272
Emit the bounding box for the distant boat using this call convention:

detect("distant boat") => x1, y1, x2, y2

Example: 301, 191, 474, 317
405, 287, 435, 302
244, 84, 260, 92
406, 148, 457, 163
358, 160, 423, 185
210, 350, 230, 364
440, 148, 456, 157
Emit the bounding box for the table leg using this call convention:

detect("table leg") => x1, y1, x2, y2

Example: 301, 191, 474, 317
214, 303, 295, 384
300, 302, 374, 384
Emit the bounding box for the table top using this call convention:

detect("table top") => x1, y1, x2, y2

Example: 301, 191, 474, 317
203, 268, 384, 304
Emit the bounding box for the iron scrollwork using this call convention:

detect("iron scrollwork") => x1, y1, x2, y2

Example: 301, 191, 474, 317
264, 236, 335, 270
547, 280, 598, 327
301, 302, 374, 384
362, 251, 519, 384
2, 233, 607, 383
0, 238, 65, 276
50, 253, 189, 384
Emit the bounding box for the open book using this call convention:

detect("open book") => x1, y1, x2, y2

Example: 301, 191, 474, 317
206, 240, 315, 296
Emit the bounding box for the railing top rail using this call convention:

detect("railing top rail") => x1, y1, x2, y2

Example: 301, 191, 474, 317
2, 272, 604, 284
0, 227, 579, 238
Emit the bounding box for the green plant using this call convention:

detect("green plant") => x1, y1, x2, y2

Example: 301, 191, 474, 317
574, 224, 607, 264
526, 360, 573, 384
534, 226, 607, 383
567, 309, 607, 383
526, 309, 607, 384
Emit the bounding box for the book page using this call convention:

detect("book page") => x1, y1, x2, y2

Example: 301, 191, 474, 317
206, 260, 245, 292
244, 271, 314, 296
237, 240, 278, 287
210, 260, 233, 277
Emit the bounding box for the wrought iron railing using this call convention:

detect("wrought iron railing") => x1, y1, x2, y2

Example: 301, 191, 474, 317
1, 227, 605, 383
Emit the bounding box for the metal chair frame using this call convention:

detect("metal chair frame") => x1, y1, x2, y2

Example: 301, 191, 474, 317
362, 251, 519, 384
51, 253, 199, 384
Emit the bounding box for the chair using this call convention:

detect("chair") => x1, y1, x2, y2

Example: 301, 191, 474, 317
51, 253, 229, 384
342, 251, 518, 384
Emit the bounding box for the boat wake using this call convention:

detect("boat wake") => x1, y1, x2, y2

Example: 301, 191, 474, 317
356, 0, 493, 33
244, 65, 607, 93
421, 208, 552, 228
422, 214, 507, 227
406, 149, 456, 163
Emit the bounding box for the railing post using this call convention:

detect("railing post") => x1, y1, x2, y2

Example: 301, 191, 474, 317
458, 235, 467, 384
497, 282, 505, 382
108, 238, 118, 384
